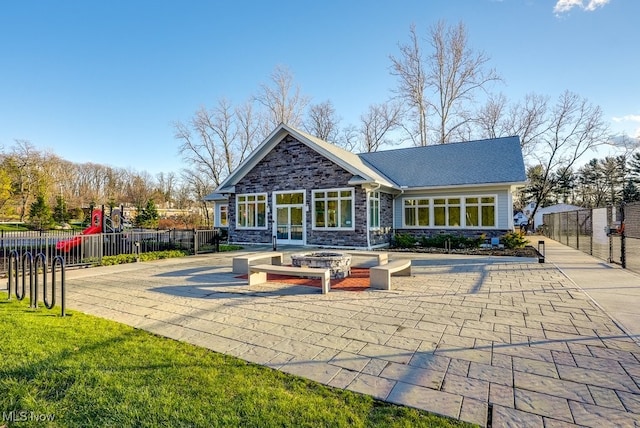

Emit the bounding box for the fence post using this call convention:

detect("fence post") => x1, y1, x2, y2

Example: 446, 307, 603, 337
193, 229, 198, 254
590, 208, 594, 255
621, 203, 626, 269
575, 211, 579, 250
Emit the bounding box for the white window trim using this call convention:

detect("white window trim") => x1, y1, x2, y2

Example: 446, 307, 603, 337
401, 194, 498, 229
369, 191, 381, 230
464, 196, 497, 228
219, 204, 228, 227
312, 187, 355, 231
272, 189, 306, 206
236, 192, 268, 230
402, 198, 430, 228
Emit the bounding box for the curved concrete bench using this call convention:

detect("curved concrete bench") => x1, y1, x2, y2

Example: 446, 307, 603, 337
248, 264, 331, 294
348, 251, 388, 266
232, 251, 283, 274
369, 259, 412, 290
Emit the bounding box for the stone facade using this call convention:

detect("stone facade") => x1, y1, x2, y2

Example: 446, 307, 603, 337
229, 135, 374, 247
393, 228, 510, 240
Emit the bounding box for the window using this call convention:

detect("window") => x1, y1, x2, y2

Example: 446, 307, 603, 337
369, 191, 380, 229
403, 195, 497, 228
219, 205, 228, 227
236, 193, 267, 228
403, 199, 429, 227
480, 196, 496, 227
432, 197, 460, 226
313, 188, 354, 229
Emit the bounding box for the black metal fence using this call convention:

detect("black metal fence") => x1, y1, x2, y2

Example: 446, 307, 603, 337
1, 228, 224, 275
543, 202, 640, 275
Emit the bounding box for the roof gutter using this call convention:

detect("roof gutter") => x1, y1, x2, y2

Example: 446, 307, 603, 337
399, 181, 527, 192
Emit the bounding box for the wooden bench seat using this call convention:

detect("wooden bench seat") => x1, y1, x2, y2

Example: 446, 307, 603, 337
248, 264, 331, 294
369, 259, 412, 290
232, 251, 283, 274
348, 251, 389, 265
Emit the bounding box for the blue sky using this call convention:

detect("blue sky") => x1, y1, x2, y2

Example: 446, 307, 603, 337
1, 0, 638, 175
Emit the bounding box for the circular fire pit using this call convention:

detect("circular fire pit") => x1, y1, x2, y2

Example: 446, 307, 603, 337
291, 252, 352, 279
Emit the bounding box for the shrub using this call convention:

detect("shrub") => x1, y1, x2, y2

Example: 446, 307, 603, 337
392, 233, 417, 248
502, 232, 527, 249
99, 250, 187, 266
420, 233, 484, 249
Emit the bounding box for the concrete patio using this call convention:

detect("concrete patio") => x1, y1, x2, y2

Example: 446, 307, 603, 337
61, 239, 640, 427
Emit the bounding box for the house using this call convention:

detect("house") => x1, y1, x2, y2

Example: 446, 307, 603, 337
513, 211, 529, 227
205, 123, 527, 249
533, 203, 582, 229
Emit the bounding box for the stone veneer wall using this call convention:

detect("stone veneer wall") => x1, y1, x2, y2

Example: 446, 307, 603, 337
229, 135, 372, 247
393, 228, 510, 240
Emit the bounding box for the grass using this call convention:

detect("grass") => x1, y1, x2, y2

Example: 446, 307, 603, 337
0, 223, 29, 232
0, 294, 474, 428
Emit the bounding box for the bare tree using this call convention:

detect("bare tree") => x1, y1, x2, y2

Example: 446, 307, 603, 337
358, 102, 403, 152
428, 21, 501, 144
125, 170, 155, 211
181, 169, 214, 227
235, 99, 261, 162
254, 65, 310, 131
476, 92, 549, 158
174, 108, 225, 187
390, 24, 429, 146
526, 91, 609, 223
304, 100, 341, 142
6, 140, 45, 221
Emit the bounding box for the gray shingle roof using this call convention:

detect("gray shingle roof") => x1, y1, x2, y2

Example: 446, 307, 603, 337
358, 137, 526, 188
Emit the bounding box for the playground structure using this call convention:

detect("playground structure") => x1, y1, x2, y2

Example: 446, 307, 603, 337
56, 207, 128, 252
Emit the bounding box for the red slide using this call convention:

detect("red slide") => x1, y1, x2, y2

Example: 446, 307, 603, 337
56, 210, 103, 252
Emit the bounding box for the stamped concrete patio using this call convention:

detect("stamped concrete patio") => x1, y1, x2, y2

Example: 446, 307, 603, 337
63, 240, 640, 427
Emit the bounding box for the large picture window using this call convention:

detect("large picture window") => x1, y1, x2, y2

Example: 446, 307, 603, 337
313, 188, 354, 230
403, 195, 496, 228
236, 193, 267, 229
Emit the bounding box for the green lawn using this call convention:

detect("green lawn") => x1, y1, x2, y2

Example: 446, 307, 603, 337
0, 223, 29, 232
0, 294, 474, 428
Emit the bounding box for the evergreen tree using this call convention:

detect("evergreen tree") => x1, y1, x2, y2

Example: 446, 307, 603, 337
135, 199, 159, 228
53, 195, 69, 224
28, 194, 53, 229
623, 181, 640, 203
629, 152, 640, 185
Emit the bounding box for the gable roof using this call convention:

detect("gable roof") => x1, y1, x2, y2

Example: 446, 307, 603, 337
358, 136, 526, 188
213, 123, 396, 194
205, 124, 526, 201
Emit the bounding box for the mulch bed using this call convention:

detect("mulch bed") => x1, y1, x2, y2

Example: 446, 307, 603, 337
389, 245, 540, 258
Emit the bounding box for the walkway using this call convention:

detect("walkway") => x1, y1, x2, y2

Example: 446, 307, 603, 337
61, 241, 640, 427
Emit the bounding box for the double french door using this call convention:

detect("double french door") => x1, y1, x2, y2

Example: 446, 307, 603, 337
273, 191, 305, 245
